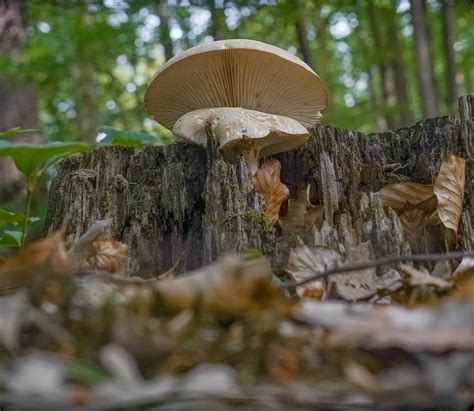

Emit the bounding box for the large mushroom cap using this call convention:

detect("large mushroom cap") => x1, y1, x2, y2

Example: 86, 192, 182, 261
145, 39, 327, 130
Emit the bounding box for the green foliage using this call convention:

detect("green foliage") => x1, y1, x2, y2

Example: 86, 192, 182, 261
98, 126, 172, 147
0, 133, 92, 246
67, 360, 110, 386
0, 230, 23, 247
0, 209, 39, 226
241, 248, 264, 261
0, 140, 92, 177
0, 127, 37, 139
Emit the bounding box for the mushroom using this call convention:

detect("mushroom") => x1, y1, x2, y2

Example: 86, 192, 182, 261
144, 39, 327, 174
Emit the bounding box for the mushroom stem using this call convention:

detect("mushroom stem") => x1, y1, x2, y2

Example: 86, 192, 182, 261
242, 146, 261, 176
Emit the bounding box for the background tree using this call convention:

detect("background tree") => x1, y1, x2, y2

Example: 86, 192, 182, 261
0, 0, 41, 202
410, 0, 439, 117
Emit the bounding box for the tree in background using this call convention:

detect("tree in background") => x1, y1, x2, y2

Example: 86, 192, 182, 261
0, 0, 41, 202
1, 0, 472, 145
410, 0, 439, 118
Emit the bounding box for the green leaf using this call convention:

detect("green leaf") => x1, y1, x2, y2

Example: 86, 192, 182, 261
98, 126, 163, 147
0, 230, 23, 247
241, 248, 264, 261
0, 209, 25, 226
67, 360, 110, 385
0, 209, 38, 226
0, 127, 37, 139
0, 141, 93, 177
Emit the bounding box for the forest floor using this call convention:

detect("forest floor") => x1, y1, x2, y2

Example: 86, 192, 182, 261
0, 216, 473, 410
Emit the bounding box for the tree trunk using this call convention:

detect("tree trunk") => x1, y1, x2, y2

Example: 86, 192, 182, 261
208, 0, 226, 41
0, 0, 41, 203
441, 0, 459, 112
157, 0, 173, 61
293, 0, 315, 70
44, 95, 473, 276
73, 1, 97, 142
386, 7, 413, 126
367, 3, 396, 129
410, 0, 439, 118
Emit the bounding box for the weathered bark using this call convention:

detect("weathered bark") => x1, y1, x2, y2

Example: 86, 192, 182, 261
441, 0, 459, 111
0, 0, 41, 202
410, 0, 439, 118
45, 95, 473, 276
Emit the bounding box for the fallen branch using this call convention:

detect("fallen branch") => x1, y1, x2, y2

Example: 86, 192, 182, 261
281, 250, 474, 290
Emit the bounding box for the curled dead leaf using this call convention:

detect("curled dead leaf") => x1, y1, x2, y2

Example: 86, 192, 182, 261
86, 240, 129, 274
434, 155, 465, 234
0, 231, 70, 294
452, 257, 474, 281
379, 182, 434, 212
155, 255, 285, 314
252, 159, 289, 224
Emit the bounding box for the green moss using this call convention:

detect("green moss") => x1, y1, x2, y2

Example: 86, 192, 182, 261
222, 210, 275, 232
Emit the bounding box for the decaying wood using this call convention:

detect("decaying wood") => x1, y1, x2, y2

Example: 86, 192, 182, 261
44, 95, 473, 276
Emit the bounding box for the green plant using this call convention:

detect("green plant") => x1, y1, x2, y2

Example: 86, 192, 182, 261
0, 128, 93, 246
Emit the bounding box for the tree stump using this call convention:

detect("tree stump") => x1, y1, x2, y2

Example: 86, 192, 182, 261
45, 95, 473, 276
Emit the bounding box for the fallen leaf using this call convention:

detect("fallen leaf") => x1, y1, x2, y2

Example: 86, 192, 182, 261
430, 260, 451, 279
86, 241, 129, 274
252, 159, 289, 224
279, 185, 324, 236
0, 256, 5, 267
453, 256, 474, 277
379, 182, 434, 212
434, 155, 465, 234
400, 264, 452, 291
294, 298, 474, 352
0, 231, 70, 294
0, 292, 28, 351
327, 242, 378, 301
68, 220, 129, 274
287, 245, 343, 298
155, 255, 284, 314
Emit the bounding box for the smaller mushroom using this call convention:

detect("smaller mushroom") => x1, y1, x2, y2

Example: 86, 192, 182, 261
173, 107, 309, 175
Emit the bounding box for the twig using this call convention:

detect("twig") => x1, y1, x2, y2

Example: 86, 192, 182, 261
281, 250, 474, 290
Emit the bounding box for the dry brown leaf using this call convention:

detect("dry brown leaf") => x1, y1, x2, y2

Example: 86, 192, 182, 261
287, 245, 343, 298
434, 154, 465, 233
327, 242, 379, 301
0, 231, 70, 294
452, 257, 474, 281
279, 185, 324, 236
379, 182, 434, 212
252, 159, 289, 224
155, 255, 285, 314
400, 264, 452, 291
0, 256, 6, 268
86, 240, 129, 274
68, 219, 129, 275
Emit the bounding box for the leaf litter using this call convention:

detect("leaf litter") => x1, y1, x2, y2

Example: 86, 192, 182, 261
0, 154, 473, 409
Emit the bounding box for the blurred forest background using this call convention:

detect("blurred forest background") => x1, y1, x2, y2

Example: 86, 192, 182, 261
0, 0, 473, 236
